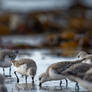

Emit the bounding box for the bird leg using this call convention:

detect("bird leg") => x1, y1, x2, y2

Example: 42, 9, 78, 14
3, 68, 5, 76
65, 79, 68, 88
32, 76, 34, 83
14, 71, 19, 83
60, 80, 62, 87
75, 82, 79, 91
25, 76, 28, 84
9, 67, 11, 77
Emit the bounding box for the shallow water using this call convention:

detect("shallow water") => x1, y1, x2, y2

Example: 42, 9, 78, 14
1, 0, 92, 12
1, 0, 72, 12
0, 49, 88, 92
2, 35, 44, 46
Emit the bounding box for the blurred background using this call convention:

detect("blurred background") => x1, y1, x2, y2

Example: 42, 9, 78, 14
0, 0, 92, 56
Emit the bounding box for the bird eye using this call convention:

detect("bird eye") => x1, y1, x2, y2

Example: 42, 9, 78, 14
39, 77, 41, 80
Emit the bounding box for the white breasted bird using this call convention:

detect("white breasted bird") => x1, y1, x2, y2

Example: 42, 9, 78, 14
39, 58, 86, 87
10, 58, 37, 83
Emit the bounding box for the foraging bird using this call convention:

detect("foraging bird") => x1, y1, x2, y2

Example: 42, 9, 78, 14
62, 63, 92, 90
39, 58, 86, 87
0, 74, 7, 92
0, 49, 18, 76
10, 58, 37, 84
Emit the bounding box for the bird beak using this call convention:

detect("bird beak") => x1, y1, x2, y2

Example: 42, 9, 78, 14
39, 82, 42, 87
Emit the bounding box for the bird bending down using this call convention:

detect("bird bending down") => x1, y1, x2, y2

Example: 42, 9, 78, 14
39, 58, 86, 87
0, 49, 18, 77
62, 63, 92, 91
10, 58, 37, 84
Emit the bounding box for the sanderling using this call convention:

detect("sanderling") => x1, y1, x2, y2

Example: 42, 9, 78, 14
39, 58, 86, 87
10, 58, 37, 83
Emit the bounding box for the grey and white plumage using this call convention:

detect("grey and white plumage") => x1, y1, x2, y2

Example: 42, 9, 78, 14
77, 51, 88, 59
62, 63, 92, 90
77, 51, 92, 64
10, 58, 37, 83
76, 68, 92, 92
0, 74, 7, 92
39, 58, 86, 87
62, 63, 92, 81
69, 68, 92, 92
0, 49, 18, 76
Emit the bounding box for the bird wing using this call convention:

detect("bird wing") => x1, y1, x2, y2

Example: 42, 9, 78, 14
84, 73, 92, 82
49, 62, 73, 75
46, 58, 86, 76
63, 63, 92, 77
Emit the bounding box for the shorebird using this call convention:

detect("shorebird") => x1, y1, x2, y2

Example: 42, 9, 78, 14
0, 49, 18, 76
77, 51, 92, 64
39, 58, 86, 87
0, 74, 7, 92
10, 58, 37, 84
62, 63, 92, 90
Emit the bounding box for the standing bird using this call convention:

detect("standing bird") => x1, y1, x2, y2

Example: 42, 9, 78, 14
62, 63, 92, 90
39, 58, 86, 87
0, 49, 18, 76
77, 51, 92, 64
10, 58, 37, 84
0, 74, 7, 92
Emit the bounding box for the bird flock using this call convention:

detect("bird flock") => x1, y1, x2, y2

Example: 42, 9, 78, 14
0, 50, 92, 92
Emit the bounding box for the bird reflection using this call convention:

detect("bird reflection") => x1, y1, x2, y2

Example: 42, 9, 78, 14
16, 82, 36, 90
